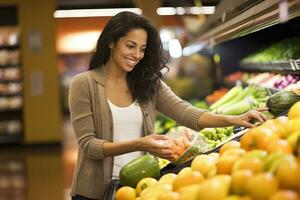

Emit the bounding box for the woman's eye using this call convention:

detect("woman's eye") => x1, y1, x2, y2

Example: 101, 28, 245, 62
126, 44, 134, 48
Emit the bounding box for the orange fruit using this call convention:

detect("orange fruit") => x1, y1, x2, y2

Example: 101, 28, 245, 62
232, 156, 263, 174
288, 101, 300, 120
178, 184, 200, 200
286, 118, 300, 136
219, 141, 241, 155
172, 171, 204, 191
115, 186, 136, 200
276, 155, 300, 190
252, 126, 280, 149
177, 167, 192, 177
157, 191, 180, 200
158, 173, 177, 185
222, 148, 246, 157
197, 175, 231, 200
135, 177, 157, 195
240, 130, 255, 151
217, 155, 239, 174
246, 172, 279, 199
269, 190, 299, 200
191, 155, 217, 177
230, 169, 253, 195
266, 139, 293, 154
262, 118, 288, 137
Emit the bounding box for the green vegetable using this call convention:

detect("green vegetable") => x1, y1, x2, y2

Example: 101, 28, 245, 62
266, 90, 300, 116
119, 155, 160, 187
210, 85, 243, 110
217, 96, 256, 115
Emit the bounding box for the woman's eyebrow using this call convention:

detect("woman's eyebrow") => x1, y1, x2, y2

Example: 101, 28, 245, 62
126, 40, 147, 47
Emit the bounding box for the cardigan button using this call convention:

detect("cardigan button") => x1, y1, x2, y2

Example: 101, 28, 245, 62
145, 113, 149, 117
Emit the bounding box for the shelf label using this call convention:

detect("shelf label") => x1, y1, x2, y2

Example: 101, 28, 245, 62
28, 31, 42, 53
30, 71, 43, 96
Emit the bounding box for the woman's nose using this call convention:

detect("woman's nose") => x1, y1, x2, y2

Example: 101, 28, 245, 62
132, 49, 142, 59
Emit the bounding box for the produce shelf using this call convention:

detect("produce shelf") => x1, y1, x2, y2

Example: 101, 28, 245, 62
240, 59, 300, 73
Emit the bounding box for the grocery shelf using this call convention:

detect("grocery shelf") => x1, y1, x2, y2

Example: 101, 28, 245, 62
0, 44, 20, 50
186, 0, 300, 46
240, 59, 300, 73
0, 134, 22, 144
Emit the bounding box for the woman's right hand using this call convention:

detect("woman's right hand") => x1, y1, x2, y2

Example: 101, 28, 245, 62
137, 134, 177, 162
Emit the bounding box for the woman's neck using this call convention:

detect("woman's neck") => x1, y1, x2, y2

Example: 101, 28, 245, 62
104, 62, 127, 82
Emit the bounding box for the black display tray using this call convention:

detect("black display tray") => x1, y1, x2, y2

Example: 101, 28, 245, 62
103, 179, 122, 200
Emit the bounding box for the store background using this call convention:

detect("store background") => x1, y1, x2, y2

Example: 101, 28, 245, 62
0, 0, 299, 199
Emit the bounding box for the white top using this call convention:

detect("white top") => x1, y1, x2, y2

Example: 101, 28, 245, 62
107, 99, 143, 178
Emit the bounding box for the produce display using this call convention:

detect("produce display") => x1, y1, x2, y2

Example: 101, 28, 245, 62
210, 83, 270, 115
241, 37, 300, 63
115, 101, 300, 200
225, 72, 300, 91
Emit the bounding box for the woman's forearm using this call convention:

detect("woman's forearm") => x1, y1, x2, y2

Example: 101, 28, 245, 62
197, 111, 233, 129
102, 139, 142, 157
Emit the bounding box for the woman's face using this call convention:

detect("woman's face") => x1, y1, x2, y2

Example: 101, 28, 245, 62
110, 28, 147, 72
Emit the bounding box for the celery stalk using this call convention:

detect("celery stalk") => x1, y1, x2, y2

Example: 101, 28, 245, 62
218, 97, 256, 115
209, 85, 243, 110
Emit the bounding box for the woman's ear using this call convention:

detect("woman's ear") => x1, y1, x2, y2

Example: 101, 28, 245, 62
109, 42, 114, 49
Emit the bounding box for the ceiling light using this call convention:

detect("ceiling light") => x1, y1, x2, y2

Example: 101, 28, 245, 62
54, 8, 142, 18
157, 6, 215, 16
156, 7, 176, 16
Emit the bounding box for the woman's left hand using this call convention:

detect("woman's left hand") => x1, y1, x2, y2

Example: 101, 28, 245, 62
230, 108, 269, 128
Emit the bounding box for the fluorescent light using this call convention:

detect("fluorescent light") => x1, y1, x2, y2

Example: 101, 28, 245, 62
54, 6, 215, 18
54, 8, 142, 18
58, 31, 100, 53
156, 7, 176, 16
157, 6, 215, 16
182, 43, 206, 56
176, 7, 186, 15
189, 6, 215, 15
169, 39, 182, 58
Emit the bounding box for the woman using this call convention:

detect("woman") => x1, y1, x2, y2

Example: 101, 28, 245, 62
69, 11, 267, 200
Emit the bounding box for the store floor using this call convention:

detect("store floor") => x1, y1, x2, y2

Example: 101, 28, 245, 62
0, 117, 78, 200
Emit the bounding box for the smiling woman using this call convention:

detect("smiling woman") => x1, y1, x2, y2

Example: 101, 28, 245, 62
68, 11, 268, 200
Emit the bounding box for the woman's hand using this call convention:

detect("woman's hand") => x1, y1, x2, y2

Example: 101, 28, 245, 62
137, 134, 177, 162
229, 108, 269, 128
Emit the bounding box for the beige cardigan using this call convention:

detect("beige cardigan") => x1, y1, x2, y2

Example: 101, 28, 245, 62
68, 67, 206, 199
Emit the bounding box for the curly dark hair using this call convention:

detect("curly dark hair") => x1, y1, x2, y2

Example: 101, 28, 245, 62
89, 11, 168, 103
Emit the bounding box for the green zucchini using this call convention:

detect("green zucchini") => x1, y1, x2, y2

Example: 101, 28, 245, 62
119, 154, 160, 187
266, 90, 300, 116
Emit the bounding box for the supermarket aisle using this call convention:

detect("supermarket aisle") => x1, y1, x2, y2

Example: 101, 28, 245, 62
0, 117, 78, 200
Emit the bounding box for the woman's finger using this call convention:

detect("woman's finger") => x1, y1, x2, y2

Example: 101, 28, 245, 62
242, 121, 255, 128
255, 107, 269, 112
250, 111, 265, 124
